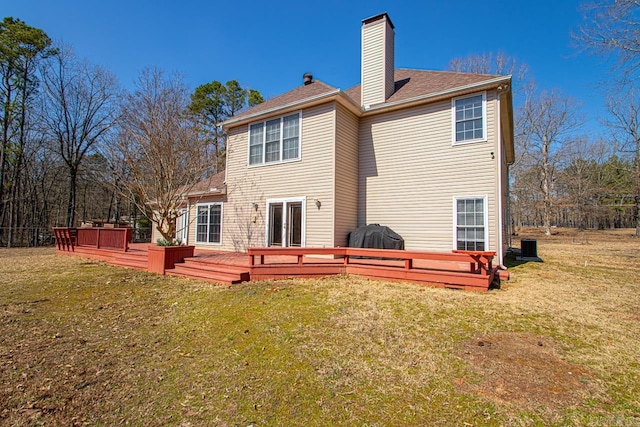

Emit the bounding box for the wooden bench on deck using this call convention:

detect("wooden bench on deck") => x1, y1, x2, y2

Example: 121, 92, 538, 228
53, 227, 77, 252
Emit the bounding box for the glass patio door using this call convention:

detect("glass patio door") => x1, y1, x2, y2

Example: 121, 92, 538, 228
267, 199, 304, 247
268, 203, 284, 246
287, 202, 302, 247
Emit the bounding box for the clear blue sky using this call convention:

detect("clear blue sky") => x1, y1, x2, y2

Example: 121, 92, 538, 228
2, 0, 613, 135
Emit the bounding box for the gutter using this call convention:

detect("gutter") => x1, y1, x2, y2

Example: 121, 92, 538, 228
221, 75, 511, 128
184, 187, 226, 198
361, 75, 512, 115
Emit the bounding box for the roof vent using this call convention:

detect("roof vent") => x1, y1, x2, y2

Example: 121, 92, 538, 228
303, 73, 313, 85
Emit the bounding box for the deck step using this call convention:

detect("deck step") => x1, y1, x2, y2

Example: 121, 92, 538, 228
184, 256, 248, 268
109, 259, 148, 271
167, 264, 248, 284
108, 251, 148, 271
111, 251, 147, 260
181, 258, 250, 274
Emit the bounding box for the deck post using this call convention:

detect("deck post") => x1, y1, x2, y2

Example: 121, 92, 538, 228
404, 259, 412, 270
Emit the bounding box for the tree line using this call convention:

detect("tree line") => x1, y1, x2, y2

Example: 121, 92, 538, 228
450, 1, 640, 237
0, 17, 262, 247
2, 2, 639, 247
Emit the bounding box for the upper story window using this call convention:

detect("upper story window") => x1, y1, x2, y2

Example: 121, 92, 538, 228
452, 92, 486, 144
248, 112, 301, 166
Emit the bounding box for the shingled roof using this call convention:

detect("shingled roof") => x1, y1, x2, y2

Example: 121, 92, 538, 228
183, 171, 225, 198
343, 68, 505, 106
229, 80, 339, 121
223, 68, 507, 127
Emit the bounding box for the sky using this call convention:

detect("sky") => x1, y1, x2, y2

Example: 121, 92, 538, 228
1, 0, 615, 136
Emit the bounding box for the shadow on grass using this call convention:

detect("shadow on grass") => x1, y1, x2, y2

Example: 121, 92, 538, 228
504, 249, 543, 269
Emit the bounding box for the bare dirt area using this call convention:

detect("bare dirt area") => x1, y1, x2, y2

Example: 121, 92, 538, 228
1, 231, 639, 426
457, 332, 599, 411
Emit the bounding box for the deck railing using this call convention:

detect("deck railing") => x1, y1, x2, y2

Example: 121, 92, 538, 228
247, 247, 497, 290
55, 227, 132, 252
249, 247, 494, 272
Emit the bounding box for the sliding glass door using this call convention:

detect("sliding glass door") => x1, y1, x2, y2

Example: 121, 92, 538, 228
267, 198, 305, 247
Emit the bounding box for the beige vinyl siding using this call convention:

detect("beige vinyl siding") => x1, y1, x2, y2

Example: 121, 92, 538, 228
362, 19, 387, 107
223, 103, 336, 251
358, 91, 501, 252
334, 103, 359, 246
150, 219, 163, 244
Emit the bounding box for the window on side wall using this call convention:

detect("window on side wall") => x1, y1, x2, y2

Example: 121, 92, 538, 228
452, 92, 486, 144
455, 197, 486, 251
248, 112, 300, 166
196, 203, 223, 244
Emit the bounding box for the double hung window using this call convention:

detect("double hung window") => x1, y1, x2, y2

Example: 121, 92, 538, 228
453, 93, 486, 143
455, 197, 486, 251
248, 113, 300, 166
196, 203, 222, 244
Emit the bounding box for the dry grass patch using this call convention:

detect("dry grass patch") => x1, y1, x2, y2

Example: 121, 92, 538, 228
1, 231, 639, 426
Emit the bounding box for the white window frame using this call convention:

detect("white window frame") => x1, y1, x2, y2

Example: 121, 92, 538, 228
177, 208, 189, 245
247, 112, 302, 167
451, 92, 487, 145
453, 196, 488, 251
265, 196, 306, 248
195, 202, 223, 245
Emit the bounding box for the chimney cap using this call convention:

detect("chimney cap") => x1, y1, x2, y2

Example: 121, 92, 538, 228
303, 73, 313, 85
362, 12, 394, 29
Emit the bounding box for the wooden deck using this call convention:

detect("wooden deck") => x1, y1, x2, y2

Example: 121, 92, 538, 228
56, 239, 509, 291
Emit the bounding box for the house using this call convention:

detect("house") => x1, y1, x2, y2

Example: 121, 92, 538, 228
176, 13, 514, 263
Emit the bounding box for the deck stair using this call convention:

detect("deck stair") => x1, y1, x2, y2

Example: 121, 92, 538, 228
166, 257, 250, 284
108, 249, 149, 271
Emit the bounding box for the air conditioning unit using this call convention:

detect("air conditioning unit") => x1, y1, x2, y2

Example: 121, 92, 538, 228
521, 239, 538, 258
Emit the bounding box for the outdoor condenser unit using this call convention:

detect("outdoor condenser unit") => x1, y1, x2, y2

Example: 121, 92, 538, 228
521, 238, 538, 258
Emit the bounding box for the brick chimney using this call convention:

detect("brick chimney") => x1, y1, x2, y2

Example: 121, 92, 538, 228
361, 13, 395, 108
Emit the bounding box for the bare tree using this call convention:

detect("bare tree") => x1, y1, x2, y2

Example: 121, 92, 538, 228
605, 87, 640, 235
114, 68, 211, 244
449, 51, 529, 94
40, 46, 119, 227
574, 0, 640, 78
556, 138, 610, 229
520, 85, 583, 235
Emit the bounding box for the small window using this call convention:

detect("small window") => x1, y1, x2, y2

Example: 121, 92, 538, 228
196, 203, 223, 244
455, 197, 486, 251
248, 113, 301, 166
453, 93, 486, 144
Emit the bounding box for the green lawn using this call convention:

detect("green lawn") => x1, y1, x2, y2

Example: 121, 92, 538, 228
1, 228, 639, 426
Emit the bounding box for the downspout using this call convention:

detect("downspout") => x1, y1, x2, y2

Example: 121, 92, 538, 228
496, 92, 505, 267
